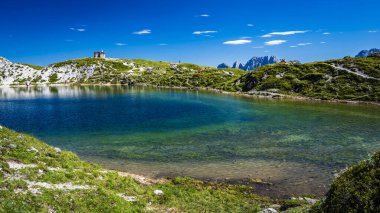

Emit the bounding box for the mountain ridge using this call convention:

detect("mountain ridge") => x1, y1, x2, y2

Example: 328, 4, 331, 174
355, 48, 380, 57
218, 56, 279, 71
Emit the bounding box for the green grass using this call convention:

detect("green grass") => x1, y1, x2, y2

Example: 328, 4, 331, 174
22, 64, 44, 70
238, 57, 380, 101
0, 126, 310, 212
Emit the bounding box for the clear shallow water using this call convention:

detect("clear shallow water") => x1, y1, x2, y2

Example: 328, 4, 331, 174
1, 85, 380, 197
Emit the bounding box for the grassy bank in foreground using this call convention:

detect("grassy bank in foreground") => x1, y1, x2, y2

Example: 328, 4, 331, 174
0, 126, 311, 212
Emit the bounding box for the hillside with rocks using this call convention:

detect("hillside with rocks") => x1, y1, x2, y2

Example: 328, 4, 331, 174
1, 55, 380, 102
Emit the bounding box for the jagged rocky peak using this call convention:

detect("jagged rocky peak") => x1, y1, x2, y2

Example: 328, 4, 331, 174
231, 61, 245, 69
355, 48, 380, 58
217, 56, 279, 71
243, 56, 279, 71
217, 63, 229, 69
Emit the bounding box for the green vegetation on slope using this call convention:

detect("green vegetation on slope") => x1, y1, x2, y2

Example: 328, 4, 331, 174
311, 150, 380, 212
0, 126, 310, 212
239, 57, 380, 101
7, 56, 380, 102
22, 64, 44, 70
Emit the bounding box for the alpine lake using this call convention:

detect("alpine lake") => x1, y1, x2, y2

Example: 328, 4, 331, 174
1, 85, 379, 197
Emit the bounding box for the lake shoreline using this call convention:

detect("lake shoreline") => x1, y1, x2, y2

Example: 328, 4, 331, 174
2, 83, 380, 106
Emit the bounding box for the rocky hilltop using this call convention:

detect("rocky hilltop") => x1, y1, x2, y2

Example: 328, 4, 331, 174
217, 56, 279, 71
1, 55, 380, 102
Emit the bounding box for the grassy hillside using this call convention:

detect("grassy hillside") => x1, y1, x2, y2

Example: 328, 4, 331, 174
48, 56, 380, 101
238, 57, 380, 101
2, 56, 380, 101
0, 126, 311, 212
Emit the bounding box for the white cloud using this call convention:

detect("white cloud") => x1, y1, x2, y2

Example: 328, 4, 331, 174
133, 29, 151, 35
290, 46, 298, 48
368, 30, 378, 33
253, 46, 264, 49
193, 30, 217, 35
200, 14, 210, 17
297, 42, 312, 46
323, 32, 331, 35
223, 39, 252, 45
264, 40, 287, 46
261, 30, 307, 38
320, 41, 327, 44
115, 43, 127, 46
247, 24, 254, 27
69, 27, 86, 32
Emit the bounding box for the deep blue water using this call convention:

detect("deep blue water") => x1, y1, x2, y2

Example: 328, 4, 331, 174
1, 85, 380, 196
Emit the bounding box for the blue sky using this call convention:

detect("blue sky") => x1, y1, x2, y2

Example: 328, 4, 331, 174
1, 0, 379, 67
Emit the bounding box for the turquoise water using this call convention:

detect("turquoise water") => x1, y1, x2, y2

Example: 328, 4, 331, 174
1, 85, 380, 197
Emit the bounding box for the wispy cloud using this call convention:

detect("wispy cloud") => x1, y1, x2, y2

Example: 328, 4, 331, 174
297, 42, 312, 46
159, 43, 168, 46
247, 24, 254, 27
320, 41, 327, 44
253, 46, 264, 49
199, 14, 210, 17
115, 43, 127, 46
261, 30, 307, 38
133, 29, 151, 35
223, 39, 252, 45
323, 32, 331, 35
264, 40, 287, 46
290, 46, 298, 48
193, 30, 217, 35
368, 30, 378, 33
64, 39, 73, 42
69, 27, 86, 32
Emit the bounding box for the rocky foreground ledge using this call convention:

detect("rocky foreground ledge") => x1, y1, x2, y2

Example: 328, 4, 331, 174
0, 125, 379, 212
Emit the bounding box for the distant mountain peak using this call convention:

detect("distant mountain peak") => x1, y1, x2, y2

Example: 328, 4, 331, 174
355, 48, 380, 58
217, 63, 229, 69
217, 56, 279, 71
